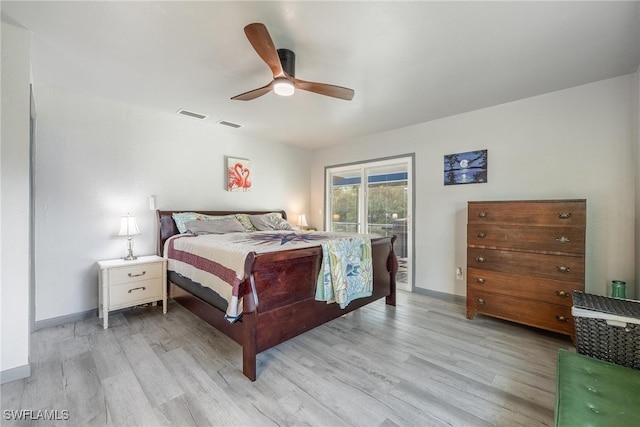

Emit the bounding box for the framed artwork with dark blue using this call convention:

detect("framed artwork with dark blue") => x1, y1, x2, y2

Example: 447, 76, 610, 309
444, 149, 488, 185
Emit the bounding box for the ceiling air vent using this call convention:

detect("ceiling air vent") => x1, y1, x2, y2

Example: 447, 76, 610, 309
176, 109, 208, 120
217, 120, 242, 129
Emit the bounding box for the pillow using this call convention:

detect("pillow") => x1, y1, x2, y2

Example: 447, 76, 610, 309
172, 212, 233, 234
235, 214, 257, 232
248, 213, 293, 231
185, 218, 246, 235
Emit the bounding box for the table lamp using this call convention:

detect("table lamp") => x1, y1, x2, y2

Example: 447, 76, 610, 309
297, 214, 308, 230
119, 214, 140, 260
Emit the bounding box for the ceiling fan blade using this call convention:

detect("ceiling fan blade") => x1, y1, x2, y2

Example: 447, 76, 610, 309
231, 81, 274, 101
293, 78, 355, 101
244, 23, 285, 78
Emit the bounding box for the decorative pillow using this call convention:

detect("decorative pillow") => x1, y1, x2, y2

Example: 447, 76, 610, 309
185, 218, 246, 235
235, 214, 257, 232
248, 213, 293, 231
172, 212, 233, 234
265, 211, 291, 226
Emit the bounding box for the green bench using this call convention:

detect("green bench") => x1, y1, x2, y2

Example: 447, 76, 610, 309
555, 349, 640, 426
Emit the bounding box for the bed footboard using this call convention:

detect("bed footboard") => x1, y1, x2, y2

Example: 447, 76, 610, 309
240, 235, 397, 380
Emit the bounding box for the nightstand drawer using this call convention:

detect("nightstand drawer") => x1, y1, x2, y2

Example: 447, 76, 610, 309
109, 262, 163, 285
109, 278, 163, 307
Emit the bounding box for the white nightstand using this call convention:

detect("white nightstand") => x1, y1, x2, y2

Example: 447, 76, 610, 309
97, 255, 167, 329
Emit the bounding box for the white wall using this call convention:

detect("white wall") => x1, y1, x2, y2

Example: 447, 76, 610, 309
33, 84, 311, 322
1, 23, 31, 381
635, 69, 640, 298
311, 75, 637, 299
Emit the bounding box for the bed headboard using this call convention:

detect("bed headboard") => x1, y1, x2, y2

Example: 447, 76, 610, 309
156, 209, 288, 256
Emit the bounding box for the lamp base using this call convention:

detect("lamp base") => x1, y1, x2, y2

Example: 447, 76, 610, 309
123, 238, 137, 261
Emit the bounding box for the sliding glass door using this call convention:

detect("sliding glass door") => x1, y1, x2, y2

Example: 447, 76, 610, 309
326, 156, 413, 291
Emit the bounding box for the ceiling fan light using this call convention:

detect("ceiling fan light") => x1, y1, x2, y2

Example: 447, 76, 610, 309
273, 78, 295, 96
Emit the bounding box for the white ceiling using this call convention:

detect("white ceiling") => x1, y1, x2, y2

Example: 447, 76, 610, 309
2, 1, 639, 149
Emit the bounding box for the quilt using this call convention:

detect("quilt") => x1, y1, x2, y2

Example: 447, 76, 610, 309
315, 236, 373, 308
165, 231, 374, 322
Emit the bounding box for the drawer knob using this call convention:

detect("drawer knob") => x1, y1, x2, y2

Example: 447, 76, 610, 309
475, 256, 486, 263
556, 236, 571, 243
558, 212, 572, 219
476, 298, 486, 305
128, 271, 146, 278
128, 286, 147, 293
556, 266, 571, 273
555, 290, 569, 297
477, 232, 486, 238
478, 211, 487, 218
555, 315, 569, 323
477, 278, 486, 284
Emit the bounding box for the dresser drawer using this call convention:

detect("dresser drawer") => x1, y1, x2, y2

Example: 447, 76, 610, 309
109, 262, 163, 285
467, 224, 585, 254
467, 268, 582, 307
467, 289, 575, 335
109, 277, 163, 308
468, 248, 584, 282
468, 200, 586, 227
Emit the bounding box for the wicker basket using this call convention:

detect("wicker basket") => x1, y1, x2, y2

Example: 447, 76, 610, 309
571, 291, 640, 370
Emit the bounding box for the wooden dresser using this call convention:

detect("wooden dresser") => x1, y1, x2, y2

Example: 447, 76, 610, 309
466, 199, 586, 339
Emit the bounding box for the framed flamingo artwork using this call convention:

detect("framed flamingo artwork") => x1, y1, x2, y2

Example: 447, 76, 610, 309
226, 157, 252, 192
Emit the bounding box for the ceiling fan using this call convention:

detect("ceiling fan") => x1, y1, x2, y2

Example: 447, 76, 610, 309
231, 23, 354, 101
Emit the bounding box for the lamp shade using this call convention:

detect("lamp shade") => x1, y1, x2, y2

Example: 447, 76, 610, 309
118, 215, 140, 236
297, 214, 308, 228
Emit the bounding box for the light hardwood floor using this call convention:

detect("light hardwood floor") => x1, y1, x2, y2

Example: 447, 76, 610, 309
1, 291, 573, 426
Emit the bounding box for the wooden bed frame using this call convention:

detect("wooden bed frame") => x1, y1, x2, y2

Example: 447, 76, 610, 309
157, 209, 398, 380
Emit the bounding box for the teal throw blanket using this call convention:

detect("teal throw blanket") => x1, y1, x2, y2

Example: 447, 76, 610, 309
315, 236, 373, 308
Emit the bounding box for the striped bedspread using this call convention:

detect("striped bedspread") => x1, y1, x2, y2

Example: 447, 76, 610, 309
165, 231, 375, 322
